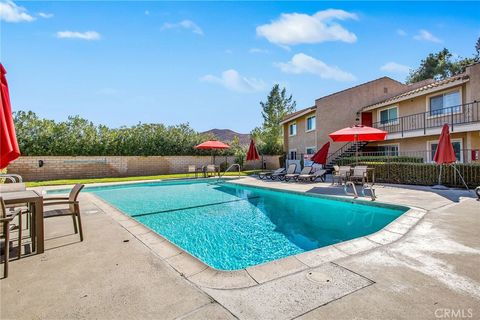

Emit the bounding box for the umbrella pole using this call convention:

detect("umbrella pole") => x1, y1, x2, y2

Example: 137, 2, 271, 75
438, 165, 442, 186
355, 134, 358, 165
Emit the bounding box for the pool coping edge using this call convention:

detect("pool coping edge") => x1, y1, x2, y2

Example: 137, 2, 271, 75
80, 182, 425, 290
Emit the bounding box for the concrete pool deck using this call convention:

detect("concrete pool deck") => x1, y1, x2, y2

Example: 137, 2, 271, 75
1, 177, 479, 319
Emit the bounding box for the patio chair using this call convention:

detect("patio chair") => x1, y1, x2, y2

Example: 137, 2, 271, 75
285, 166, 312, 182
272, 163, 296, 181
187, 165, 201, 178
43, 184, 85, 241
332, 166, 351, 185
298, 169, 327, 182
204, 165, 218, 177
349, 166, 368, 185
1, 197, 23, 278
0, 174, 23, 183
258, 168, 285, 180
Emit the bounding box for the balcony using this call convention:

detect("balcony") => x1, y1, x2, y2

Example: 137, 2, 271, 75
372, 101, 480, 139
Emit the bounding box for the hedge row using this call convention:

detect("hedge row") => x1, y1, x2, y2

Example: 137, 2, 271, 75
362, 162, 480, 187
336, 156, 424, 165
13, 110, 245, 156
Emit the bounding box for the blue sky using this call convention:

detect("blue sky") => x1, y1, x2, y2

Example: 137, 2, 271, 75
1, 1, 479, 133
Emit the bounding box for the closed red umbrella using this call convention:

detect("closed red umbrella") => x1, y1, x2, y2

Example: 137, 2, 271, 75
311, 142, 330, 165
0, 63, 20, 169
433, 124, 456, 164
432, 124, 467, 189
246, 139, 259, 161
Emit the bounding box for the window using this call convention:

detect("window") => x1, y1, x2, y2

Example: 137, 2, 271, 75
429, 139, 463, 162
429, 90, 461, 116
289, 122, 297, 136
289, 150, 297, 160
379, 107, 398, 124
306, 116, 316, 131
306, 147, 316, 155
377, 144, 399, 156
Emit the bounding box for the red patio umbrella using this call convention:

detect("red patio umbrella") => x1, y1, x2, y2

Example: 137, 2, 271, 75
329, 125, 387, 164
433, 124, 456, 165
194, 140, 230, 164
195, 140, 231, 150
432, 124, 468, 189
0, 63, 20, 169
329, 125, 387, 142
246, 139, 259, 161
311, 142, 330, 165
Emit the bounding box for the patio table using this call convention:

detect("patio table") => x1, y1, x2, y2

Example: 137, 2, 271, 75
1, 190, 44, 254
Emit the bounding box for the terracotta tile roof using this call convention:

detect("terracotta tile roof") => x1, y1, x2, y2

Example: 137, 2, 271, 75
362, 74, 470, 110
281, 106, 316, 123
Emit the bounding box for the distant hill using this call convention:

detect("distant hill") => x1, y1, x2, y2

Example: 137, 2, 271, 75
202, 129, 251, 146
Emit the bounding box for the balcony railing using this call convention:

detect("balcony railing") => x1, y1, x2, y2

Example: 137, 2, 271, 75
372, 101, 480, 136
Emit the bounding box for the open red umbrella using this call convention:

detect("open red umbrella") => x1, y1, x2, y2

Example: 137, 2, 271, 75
246, 139, 259, 161
329, 125, 387, 164
329, 125, 387, 142
0, 63, 20, 169
311, 142, 330, 165
195, 140, 230, 164
195, 140, 231, 150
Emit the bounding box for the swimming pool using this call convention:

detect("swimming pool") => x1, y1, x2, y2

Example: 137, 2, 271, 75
72, 180, 408, 270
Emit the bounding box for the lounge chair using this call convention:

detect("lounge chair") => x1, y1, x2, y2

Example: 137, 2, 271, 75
349, 166, 368, 184
272, 163, 296, 181
258, 168, 285, 180
285, 166, 312, 182
298, 169, 327, 182
43, 184, 85, 241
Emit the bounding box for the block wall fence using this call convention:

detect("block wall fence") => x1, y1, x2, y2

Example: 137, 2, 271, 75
7, 155, 282, 181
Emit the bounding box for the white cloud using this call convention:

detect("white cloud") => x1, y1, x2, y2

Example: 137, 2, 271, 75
275, 53, 355, 82
397, 29, 407, 36
56, 31, 101, 41
200, 69, 266, 93
249, 48, 269, 54
414, 29, 442, 43
161, 20, 203, 35
38, 12, 53, 19
0, 0, 35, 22
256, 9, 358, 46
380, 62, 411, 74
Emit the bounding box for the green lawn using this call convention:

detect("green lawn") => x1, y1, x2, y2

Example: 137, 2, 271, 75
25, 170, 258, 187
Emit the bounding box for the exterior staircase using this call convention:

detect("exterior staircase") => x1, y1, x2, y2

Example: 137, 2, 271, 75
324, 141, 369, 172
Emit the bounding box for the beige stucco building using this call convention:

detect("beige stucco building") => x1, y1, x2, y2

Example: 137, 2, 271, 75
282, 62, 480, 166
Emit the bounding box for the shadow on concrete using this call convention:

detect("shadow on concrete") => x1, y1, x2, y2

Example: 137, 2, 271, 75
379, 183, 475, 203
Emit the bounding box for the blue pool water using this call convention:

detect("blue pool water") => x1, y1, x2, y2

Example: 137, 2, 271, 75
72, 180, 408, 270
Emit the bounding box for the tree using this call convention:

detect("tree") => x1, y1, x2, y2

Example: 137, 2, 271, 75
252, 84, 296, 155
407, 37, 479, 84
475, 37, 480, 61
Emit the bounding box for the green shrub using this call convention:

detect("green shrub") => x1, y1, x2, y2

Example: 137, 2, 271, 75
336, 156, 424, 165
364, 162, 480, 188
